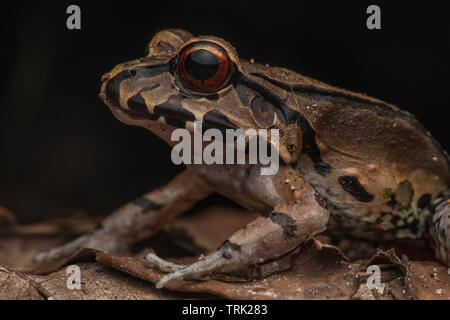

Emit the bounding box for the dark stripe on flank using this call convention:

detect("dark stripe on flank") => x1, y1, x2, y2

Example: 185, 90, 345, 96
296, 116, 332, 175
237, 73, 331, 175
248, 72, 449, 167
249, 72, 418, 123
133, 197, 162, 213
263, 211, 297, 239
338, 176, 374, 202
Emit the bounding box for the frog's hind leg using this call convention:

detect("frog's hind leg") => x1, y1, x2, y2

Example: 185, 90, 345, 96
33, 170, 212, 263
147, 175, 330, 289
428, 190, 450, 266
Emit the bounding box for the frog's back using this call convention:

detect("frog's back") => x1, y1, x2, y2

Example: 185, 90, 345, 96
246, 62, 450, 240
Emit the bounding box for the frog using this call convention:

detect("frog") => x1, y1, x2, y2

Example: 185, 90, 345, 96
34, 29, 450, 289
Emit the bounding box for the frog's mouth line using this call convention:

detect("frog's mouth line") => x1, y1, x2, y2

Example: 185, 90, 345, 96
122, 96, 241, 135
118, 105, 280, 161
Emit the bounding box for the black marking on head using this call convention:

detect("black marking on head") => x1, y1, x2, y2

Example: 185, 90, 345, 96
205, 94, 219, 101
314, 192, 328, 209
251, 96, 275, 127
235, 82, 254, 106
237, 73, 331, 175
338, 176, 374, 202
127, 93, 148, 113
105, 70, 131, 107
203, 109, 239, 131
263, 211, 297, 239
133, 197, 162, 213
153, 95, 195, 127
165, 117, 186, 128
104, 64, 169, 108
127, 84, 160, 114
221, 240, 241, 251
417, 194, 432, 209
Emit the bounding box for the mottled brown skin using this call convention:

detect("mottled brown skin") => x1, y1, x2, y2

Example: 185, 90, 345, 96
35, 29, 450, 288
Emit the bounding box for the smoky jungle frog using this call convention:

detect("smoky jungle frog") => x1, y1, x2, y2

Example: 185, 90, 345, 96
35, 29, 450, 289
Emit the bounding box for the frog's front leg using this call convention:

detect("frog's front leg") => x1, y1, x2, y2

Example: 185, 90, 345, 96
34, 170, 211, 262
147, 172, 329, 289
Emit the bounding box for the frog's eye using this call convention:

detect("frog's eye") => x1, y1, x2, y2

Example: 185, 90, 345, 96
177, 41, 233, 93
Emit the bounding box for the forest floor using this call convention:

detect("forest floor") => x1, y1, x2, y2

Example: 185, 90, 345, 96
0, 205, 449, 300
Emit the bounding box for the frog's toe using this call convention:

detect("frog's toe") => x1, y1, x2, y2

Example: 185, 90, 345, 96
33, 234, 90, 263
33, 232, 129, 263
156, 269, 189, 289
149, 251, 226, 288
145, 253, 186, 273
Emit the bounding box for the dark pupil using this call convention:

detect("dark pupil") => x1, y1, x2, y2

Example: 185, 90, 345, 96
184, 49, 219, 81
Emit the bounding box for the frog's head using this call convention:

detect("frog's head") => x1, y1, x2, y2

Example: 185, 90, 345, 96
100, 29, 302, 163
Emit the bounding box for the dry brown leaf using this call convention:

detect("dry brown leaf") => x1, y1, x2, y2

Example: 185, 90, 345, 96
27, 262, 183, 300
0, 265, 44, 300
1, 206, 449, 300
96, 239, 361, 300
389, 261, 450, 300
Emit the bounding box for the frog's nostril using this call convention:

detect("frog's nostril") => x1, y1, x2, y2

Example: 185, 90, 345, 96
129, 69, 137, 77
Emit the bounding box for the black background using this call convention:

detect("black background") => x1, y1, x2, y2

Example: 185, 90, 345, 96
1, 1, 449, 223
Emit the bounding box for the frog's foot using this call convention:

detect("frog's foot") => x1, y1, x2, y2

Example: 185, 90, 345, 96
147, 251, 228, 288
147, 182, 329, 289
428, 191, 450, 266
33, 170, 211, 263
146, 251, 292, 288
146, 253, 186, 273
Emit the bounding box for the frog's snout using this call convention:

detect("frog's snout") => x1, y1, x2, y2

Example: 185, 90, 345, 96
100, 69, 127, 109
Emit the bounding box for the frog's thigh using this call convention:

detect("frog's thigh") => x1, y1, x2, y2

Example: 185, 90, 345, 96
428, 191, 450, 266
148, 178, 329, 288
